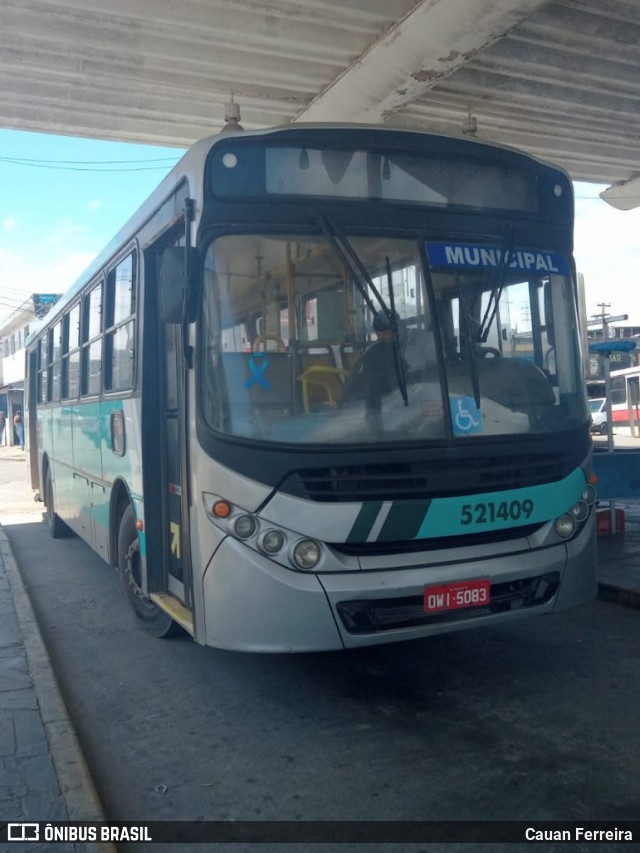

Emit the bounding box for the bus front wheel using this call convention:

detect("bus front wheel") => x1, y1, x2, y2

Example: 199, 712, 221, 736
118, 505, 178, 638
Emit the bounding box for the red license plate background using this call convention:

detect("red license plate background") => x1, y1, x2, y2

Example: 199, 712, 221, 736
423, 578, 491, 614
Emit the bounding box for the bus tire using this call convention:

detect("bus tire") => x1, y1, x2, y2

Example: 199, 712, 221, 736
118, 505, 178, 638
44, 467, 69, 539
599, 422, 608, 435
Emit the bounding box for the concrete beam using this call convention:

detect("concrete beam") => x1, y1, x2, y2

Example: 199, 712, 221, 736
297, 0, 553, 123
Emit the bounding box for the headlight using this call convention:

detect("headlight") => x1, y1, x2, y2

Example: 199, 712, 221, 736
261, 529, 285, 554
582, 484, 597, 505
292, 539, 321, 570
234, 514, 257, 539
555, 514, 576, 539
570, 501, 589, 522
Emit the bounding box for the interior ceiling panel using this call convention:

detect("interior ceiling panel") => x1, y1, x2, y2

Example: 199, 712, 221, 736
1, 0, 639, 189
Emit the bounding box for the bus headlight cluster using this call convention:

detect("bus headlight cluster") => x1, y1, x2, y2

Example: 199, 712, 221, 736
292, 539, 321, 570
554, 483, 596, 540
203, 493, 324, 572
570, 501, 589, 522
555, 514, 576, 539
261, 529, 285, 554
234, 514, 257, 539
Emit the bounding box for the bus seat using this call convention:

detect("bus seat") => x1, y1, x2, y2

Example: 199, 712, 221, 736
293, 342, 347, 411
220, 351, 293, 411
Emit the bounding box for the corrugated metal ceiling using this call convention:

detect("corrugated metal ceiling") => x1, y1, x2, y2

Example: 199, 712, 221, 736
1, 0, 639, 185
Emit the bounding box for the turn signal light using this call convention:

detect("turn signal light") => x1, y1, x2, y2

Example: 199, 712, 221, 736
212, 500, 232, 518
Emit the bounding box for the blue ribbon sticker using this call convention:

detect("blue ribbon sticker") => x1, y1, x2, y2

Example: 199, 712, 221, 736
243, 354, 271, 390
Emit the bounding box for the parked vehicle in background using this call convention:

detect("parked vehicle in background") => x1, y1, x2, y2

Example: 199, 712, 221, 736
589, 398, 608, 434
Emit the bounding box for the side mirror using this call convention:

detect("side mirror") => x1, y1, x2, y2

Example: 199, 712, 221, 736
159, 246, 199, 324
159, 247, 185, 324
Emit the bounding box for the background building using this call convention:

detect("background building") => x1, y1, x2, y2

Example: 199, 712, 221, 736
0, 294, 60, 444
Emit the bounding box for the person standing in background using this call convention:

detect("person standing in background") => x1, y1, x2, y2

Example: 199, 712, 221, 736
13, 409, 24, 449
0, 410, 6, 445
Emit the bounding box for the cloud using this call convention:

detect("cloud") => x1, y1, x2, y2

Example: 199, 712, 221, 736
43, 219, 90, 247
0, 249, 97, 301
87, 199, 102, 211
2, 217, 17, 231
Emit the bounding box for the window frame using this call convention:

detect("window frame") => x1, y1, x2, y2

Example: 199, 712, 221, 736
62, 301, 82, 401
80, 279, 104, 398
103, 249, 138, 394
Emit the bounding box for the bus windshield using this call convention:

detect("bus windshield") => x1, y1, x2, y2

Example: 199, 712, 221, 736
201, 234, 587, 445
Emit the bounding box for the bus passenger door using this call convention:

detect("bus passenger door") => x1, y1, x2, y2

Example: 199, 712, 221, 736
142, 230, 193, 617
162, 320, 191, 605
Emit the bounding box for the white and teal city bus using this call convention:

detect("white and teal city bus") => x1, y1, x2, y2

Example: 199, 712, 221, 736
25, 125, 597, 651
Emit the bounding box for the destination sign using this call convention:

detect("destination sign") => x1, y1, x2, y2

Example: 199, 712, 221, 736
427, 242, 569, 275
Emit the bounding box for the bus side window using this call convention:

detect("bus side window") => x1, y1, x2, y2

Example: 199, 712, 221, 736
610, 376, 626, 406
50, 322, 63, 403
104, 252, 136, 392
62, 302, 81, 400
81, 281, 103, 397
38, 335, 48, 404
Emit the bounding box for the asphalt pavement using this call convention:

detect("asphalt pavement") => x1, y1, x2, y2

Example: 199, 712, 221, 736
0, 440, 639, 849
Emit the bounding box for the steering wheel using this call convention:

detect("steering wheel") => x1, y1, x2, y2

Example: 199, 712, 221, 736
477, 346, 501, 358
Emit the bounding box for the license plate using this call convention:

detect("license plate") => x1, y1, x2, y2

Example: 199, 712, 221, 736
423, 578, 491, 614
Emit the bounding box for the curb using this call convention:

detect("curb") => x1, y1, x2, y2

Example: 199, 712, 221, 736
0, 527, 117, 853
597, 581, 640, 611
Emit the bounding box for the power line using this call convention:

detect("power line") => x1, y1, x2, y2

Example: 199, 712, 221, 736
0, 157, 180, 173
0, 296, 33, 309
0, 155, 179, 165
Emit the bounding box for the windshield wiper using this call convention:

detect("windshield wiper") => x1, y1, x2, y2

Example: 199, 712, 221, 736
386, 255, 408, 406
318, 217, 392, 329
478, 227, 516, 344
456, 277, 482, 409
458, 229, 517, 409
318, 217, 409, 407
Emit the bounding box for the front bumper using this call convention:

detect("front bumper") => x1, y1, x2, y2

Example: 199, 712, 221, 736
200, 517, 596, 652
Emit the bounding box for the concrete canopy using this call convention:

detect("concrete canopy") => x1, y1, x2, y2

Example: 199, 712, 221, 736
1, 0, 639, 195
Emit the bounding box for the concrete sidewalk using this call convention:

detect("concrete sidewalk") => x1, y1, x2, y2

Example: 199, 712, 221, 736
0, 448, 114, 852
0, 441, 638, 846
596, 500, 640, 609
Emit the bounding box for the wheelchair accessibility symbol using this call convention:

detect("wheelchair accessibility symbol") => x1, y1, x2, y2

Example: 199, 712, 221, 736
450, 396, 483, 435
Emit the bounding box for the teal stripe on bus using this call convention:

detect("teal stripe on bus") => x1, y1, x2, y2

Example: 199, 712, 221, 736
347, 501, 383, 543
377, 500, 432, 542
345, 468, 587, 543
414, 467, 587, 540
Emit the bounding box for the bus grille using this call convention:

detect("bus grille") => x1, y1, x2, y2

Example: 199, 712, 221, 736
336, 572, 560, 634
284, 453, 566, 503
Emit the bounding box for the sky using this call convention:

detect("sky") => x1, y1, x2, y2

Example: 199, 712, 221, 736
1, 127, 639, 327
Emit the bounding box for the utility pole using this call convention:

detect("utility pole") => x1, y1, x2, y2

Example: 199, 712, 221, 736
592, 303, 614, 453
595, 302, 611, 341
